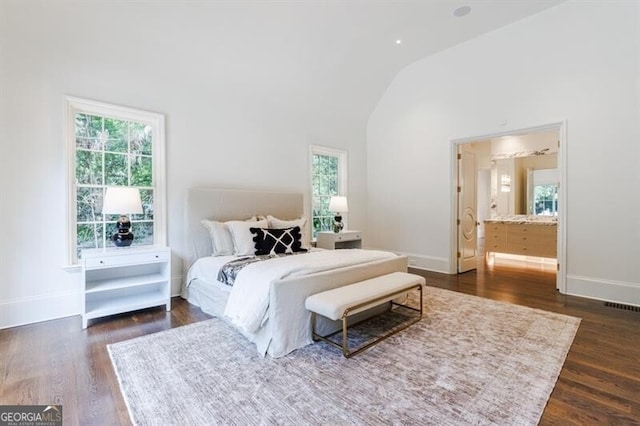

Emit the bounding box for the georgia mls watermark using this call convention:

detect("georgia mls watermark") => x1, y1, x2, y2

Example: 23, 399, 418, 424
0, 405, 62, 426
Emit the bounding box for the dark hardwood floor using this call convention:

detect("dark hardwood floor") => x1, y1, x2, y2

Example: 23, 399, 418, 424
1, 248, 639, 425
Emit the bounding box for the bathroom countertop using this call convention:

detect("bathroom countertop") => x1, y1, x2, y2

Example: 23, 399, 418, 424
484, 215, 558, 226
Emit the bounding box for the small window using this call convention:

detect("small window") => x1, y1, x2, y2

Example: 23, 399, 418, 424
534, 184, 558, 216
310, 145, 347, 238
65, 97, 166, 264
530, 168, 559, 217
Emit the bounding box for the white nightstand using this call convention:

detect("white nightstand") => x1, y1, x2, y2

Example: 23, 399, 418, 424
81, 245, 171, 328
316, 230, 362, 250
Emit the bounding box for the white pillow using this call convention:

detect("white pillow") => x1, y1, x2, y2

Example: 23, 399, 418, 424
227, 219, 268, 255
201, 216, 259, 256
267, 215, 309, 249
201, 220, 235, 256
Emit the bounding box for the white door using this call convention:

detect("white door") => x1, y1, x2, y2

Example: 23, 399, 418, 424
458, 148, 478, 273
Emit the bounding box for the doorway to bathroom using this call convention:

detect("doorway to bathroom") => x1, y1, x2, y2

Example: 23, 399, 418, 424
452, 122, 566, 293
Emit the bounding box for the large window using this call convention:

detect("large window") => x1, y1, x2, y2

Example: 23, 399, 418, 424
66, 97, 166, 264
310, 146, 347, 238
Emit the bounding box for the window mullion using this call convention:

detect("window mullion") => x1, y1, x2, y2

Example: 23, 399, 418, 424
101, 117, 107, 250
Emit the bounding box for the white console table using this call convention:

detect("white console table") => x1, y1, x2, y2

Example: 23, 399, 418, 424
316, 230, 362, 250
81, 245, 171, 328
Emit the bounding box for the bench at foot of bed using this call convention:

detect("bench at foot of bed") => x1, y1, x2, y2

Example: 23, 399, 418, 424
305, 271, 425, 358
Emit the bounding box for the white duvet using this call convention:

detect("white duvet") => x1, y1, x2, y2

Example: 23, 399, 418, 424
223, 249, 397, 334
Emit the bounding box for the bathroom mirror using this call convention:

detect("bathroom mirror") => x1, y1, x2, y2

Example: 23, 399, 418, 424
491, 153, 558, 216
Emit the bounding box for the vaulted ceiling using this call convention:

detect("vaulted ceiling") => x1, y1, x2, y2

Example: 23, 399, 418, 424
2, 0, 565, 126
186, 0, 565, 121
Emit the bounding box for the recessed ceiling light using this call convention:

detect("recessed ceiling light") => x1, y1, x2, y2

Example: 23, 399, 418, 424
453, 5, 471, 17
396, 39, 402, 45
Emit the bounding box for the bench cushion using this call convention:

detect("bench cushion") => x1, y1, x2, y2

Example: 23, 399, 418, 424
305, 272, 425, 321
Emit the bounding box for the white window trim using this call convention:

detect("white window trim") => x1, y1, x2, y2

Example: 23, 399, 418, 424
309, 145, 348, 236
64, 96, 167, 267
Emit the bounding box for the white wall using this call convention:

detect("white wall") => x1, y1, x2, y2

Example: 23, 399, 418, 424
0, 2, 371, 328
367, 1, 640, 305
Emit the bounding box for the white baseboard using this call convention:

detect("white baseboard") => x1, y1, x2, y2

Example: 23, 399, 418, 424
0, 291, 80, 330
363, 246, 450, 274
397, 251, 450, 274
566, 275, 640, 307
0, 275, 186, 330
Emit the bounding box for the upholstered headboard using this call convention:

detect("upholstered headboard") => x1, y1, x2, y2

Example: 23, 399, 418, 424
184, 188, 304, 267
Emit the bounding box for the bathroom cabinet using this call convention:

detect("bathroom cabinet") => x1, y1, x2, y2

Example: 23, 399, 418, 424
484, 221, 557, 258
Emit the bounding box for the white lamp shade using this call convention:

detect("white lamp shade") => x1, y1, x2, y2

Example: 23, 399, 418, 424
102, 187, 143, 214
329, 196, 348, 213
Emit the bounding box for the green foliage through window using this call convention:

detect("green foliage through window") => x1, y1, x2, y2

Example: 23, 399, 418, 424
533, 184, 558, 216
75, 113, 155, 257
311, 151, 343, 238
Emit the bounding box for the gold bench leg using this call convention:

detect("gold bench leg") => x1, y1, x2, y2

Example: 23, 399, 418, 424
342, 316, 349, 357
311, 312, 318, 341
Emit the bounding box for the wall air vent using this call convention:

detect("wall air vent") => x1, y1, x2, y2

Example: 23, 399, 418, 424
604, 302, 640, 312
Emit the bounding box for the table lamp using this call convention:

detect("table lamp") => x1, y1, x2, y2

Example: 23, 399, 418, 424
101, 187, 143, 247
329, 196, 348, 233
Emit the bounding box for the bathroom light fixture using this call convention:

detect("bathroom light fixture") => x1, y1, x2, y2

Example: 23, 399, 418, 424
500, 174, 512, 192
396, 39, 402, 45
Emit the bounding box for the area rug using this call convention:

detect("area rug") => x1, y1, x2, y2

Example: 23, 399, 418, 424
108, 286, 580, 426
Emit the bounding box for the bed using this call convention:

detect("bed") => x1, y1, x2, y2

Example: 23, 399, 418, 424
181, 187, 408, 358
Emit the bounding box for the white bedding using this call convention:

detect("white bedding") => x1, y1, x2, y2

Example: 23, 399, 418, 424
184, 248, 401, 357
185, 254, 237, 293
223, 249, 397, 334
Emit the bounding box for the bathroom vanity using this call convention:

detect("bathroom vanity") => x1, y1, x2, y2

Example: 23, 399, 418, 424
484, 216, 557, 258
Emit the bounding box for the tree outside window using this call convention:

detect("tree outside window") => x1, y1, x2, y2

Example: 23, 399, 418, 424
310, 146, 346, 238
66, 97, 166, 264
534, 184, 558, 216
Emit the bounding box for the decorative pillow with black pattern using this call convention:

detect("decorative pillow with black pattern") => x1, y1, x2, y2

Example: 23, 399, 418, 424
250, 226, 307, 255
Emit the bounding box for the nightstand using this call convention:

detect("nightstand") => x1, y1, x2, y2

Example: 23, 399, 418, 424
81, 245, 171, 328
316, 230, 362, 250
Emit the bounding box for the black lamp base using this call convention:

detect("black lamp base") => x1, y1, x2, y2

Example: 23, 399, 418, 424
112, 215, 134, 247
333, 214, 344, 233
111, 232, 134, 247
